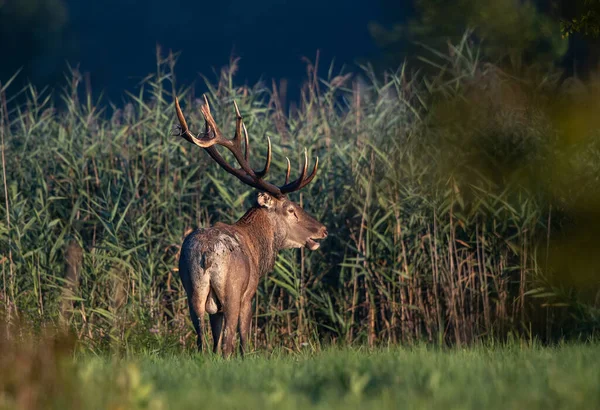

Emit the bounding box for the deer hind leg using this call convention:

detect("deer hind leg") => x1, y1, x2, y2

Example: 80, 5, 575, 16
186, 299, 201, 350
238, 280, 257, 357
221, 291, 241, 358
238, 299, 253, 357
206, 287, 223, 353
209, 312, 224, 354
190, 274, 211, 352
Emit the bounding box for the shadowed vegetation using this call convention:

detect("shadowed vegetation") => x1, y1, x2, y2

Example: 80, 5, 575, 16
1, 36, 600, 354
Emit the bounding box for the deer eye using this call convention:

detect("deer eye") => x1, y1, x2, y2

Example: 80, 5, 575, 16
287, 208, 295, 214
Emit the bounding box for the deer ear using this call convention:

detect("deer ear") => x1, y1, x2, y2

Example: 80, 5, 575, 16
257, 192, 274, 208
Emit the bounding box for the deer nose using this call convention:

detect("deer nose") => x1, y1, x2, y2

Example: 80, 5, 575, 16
321, 228, 328, 238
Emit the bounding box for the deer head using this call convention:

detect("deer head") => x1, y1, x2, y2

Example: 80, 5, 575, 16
255, 192, 327, 250
174, 96, 327, 251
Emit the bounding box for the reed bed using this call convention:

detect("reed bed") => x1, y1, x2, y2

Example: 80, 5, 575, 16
1, 37, 599, 352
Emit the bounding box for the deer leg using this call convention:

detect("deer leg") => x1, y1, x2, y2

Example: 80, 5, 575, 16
238, 274, 257, 357
186, 299, 202, 350
221, 294, 241, 358
190, 276, 211, 352
238, 299, 253, 357
209, 312, 224, 354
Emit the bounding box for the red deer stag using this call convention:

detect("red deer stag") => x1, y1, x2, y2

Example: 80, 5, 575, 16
174, 95, 327, 357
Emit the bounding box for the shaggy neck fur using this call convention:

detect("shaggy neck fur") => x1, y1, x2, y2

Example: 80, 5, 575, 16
235, 206, 285, 276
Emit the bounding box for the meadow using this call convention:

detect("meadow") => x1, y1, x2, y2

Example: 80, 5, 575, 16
1, 35, 600, 408
1, 329, 598, 410
81, 343, 600, 410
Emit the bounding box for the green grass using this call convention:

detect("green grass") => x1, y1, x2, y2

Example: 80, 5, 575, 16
72, 344, 600, 410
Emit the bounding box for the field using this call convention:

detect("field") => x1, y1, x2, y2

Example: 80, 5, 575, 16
2, 337, 599, 410
88, 344, 600, 410
2, 36, 600, 409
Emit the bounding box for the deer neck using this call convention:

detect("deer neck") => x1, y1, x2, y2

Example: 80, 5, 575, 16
234, 207, 284, 276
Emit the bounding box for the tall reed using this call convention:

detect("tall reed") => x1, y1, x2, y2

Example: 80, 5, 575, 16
1, 37, 599, 352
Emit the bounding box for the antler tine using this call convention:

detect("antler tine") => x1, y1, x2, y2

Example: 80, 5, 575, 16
203, 94, 211, 114
285, 157, 291, 184
281, 149, 310, 194
201, 95, 210, 137
233, 100, 244, 149
231, 100, 272, 180
200, 97, 256, 176
199, 95, 223, 147
255, 136, 272, 179
175, 97, 189, 133
225, 100, 258, 177
175, 95, 228, 149
175, 96, 206, 146
298, 156, 319, 190
242, 122, 250, 161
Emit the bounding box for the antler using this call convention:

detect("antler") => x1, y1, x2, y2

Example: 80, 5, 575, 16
174, 95, 318, 198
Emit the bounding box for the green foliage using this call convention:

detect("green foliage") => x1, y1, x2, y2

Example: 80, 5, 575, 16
2, 320, 599, 409
114, 344, 600, 409
3, 320, 599, 410
1, 39, 600, 353
561, 0, 600, 38
33, 344, 600, 409
370, 0, 567, 70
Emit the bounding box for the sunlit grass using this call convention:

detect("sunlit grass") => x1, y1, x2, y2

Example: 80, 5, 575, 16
74, 343, 600, 410
2, 321, 597, 409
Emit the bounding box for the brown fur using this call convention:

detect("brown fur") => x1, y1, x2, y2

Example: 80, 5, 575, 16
178, 192, 327, 357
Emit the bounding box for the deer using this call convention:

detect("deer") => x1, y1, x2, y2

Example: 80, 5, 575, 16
174, 95, 328, 357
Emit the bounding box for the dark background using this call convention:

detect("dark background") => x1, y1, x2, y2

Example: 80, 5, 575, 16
0, 0, 399, 102
0, 0, 596, 103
